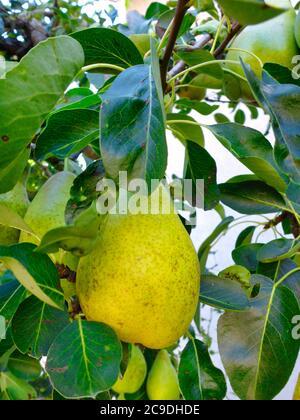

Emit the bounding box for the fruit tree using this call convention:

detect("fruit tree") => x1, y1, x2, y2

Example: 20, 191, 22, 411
0, 0, 300, 401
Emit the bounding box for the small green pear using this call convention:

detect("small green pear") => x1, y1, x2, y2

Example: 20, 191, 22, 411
226, 5, 298, 100
295, 11, 300, 48
0, 182, 29, 245
146, 350, 180, 400
20, 171, 76, 265
112, 344, 147, 394
76, 187, 200, 349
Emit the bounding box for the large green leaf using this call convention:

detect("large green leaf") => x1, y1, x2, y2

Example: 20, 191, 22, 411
200, 274, 250, 311
35, 109, 99, 160
71, 28, 143, 71
0, 36, 84, 193
12, 296, 69, 358
46, 319, 122, 399
179, 338, 227, 400
208, 123, 286, 192
218, 275, 300, 400
232, 243, 264, 272
219, 180, 288, 214
0, 243, 64, 310
100, 64, 167, 187
185, 141, 220, 210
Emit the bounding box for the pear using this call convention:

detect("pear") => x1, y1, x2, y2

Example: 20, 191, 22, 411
112, 344, 147, 394
76, 187, 200, 349
225, 5, 298, 100
146, 350, 180, 400
20, 171, 77, 267
295, 11, 300, 48
0, 182, 29, 245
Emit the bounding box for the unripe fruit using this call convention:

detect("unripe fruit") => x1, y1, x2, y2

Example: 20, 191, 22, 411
112, 345, 147, 394
146, 350, 180, 400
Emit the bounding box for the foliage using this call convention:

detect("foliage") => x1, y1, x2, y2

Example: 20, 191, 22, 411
0, 0, 299, 401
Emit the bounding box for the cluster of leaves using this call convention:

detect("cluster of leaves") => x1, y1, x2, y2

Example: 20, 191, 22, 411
0, 0, 299, 400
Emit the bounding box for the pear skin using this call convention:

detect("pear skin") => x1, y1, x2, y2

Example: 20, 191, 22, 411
19, 171, 76, 265
112, 345, 147, 394
225, 7, 298, 100
146, 350, 180, 400
0, 182, 29, 245
295, 11, 300, 49
76, 188, 200, 349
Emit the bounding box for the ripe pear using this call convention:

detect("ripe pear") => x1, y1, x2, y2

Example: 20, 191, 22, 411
76, 187, 200, 349
112, 345, 147, 394
0, 182, 29, 245
19, 171, 77, 267
226, 5, 298, 100
295, 11, 300, 48
146, 350, 180, 400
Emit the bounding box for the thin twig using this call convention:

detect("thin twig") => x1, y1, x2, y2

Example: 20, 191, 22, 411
160, 0, 191, 92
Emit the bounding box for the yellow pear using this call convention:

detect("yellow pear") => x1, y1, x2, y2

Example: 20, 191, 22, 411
226, 4, 298, 100
0, 182, 29, 245
19, 171, 77, 268
146, 350, 180, 400
76, 187, 200, 349
112, 344, 147, 394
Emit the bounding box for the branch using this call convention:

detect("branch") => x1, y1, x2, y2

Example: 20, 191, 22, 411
213, 22, 242, 58
160, 0, 191, 92
168, 33, 212, 79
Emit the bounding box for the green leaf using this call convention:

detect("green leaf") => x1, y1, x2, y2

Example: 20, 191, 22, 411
232, 243, 264, 272
243, 66, 300, 182
0, 204, 35, 237
145, 2, 169, 19
71, 28, 143, 71
208, 123, 287, 192
235, 226, 256, 248
46, 319, 122, 399
198, 216, 234, 269
37, 202, 104, 257
167, 113, 204, 146
7, 351, 42, 381
0, 371, 37, 400
12, 296, 69, 358
65, 160, 106, 224
0, 243, 64, 310
185, 141, 220, 210
176, 49, 223, 89
257, 239, 300, 263
35, 109, 99, 160
0, 277, 26, 334
276, 259, 300, 303
200, 274, 250, 311
218, 275, 300, 400
100, 64, 167, 187
0, 36, 84, 193
179, 338, 226, 400
217, 0, 287, 25
220, 180, 288, 214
